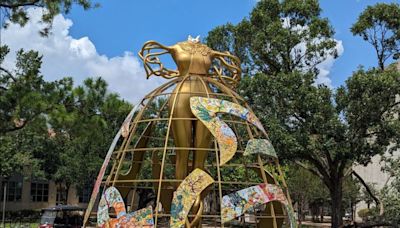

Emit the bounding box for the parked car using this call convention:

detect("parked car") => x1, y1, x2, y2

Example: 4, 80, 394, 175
39, 205, 85, 228
344, 212, 352, 221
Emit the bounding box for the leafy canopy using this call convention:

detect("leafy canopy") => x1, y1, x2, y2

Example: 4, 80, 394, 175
351, 3, 400, 70
0, 46, 72, 134
47, 77, 132, 189
0, 0, 98, 35
206, 0, 338, 75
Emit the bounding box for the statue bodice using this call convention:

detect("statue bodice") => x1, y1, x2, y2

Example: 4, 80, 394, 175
139, 39, 241, 87
170, 42, 213, 76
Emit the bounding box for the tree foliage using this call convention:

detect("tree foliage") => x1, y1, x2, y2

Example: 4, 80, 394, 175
47, 77, 132, 191
206, 0, 338, 75
207, 1, 400, 227
238, 67, 400, 227
355, 156, 400, 227
0, 0, 98, 35
0, 45, 131, 198
351, 3, 400, 70
286, 165, 329, 223
0, 122, 44, 179
377, 156, 400, 226
0, 46, 71, 180
0, 46, 72, 134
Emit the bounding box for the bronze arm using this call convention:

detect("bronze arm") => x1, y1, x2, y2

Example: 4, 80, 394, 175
211, 50, 242, 88
138, 40, 179, 79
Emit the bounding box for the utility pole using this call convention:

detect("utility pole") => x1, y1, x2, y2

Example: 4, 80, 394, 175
2, 182, 7, 228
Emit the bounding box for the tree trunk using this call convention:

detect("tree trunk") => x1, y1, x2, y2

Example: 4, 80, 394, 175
330, 178, 343, 228
66, 184, 71, 204
378, 59, 385, 71
298, 200, 302, 225
320, 206, 324, 222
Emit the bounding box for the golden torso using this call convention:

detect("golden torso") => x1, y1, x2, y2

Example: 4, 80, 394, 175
170, 41, 213, 76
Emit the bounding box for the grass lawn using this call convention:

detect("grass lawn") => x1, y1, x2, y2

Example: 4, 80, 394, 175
2, 222, 39, 228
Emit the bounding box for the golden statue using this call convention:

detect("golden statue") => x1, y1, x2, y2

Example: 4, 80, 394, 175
139, 36, 241, 181
85, 37, 295, 228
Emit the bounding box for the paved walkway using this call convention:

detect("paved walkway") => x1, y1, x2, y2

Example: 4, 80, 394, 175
300, 221, 331, 227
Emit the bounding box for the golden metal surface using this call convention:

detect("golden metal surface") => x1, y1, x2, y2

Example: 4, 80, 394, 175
138, 39, 241, 87
94, 39, 294, 228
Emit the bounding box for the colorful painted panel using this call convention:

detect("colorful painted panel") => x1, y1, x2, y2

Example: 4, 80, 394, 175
170, 168, 214, 228
97, 186, 126, 227
190, 97, 265, 165
84, 105, 139, 225
110, 206, 154, 228
98, 187, 155, 227
221, 183, 296, 228
244, 139, 277, 158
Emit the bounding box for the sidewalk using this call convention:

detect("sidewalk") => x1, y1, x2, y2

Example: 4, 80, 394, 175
300, 221, 331, 227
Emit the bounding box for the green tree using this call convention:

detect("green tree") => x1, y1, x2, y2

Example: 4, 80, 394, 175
378, 156, 400, 226
0, 46, 71, 182
342, 176, 361, 221
0, 122, 44, 179
0, 46, 71, 134
351, 3, 400, 70
355, 156, 400, 227
206, 1, 400, 227
206, 0, 338, 75
238, 68, 399, 227
0, 0, 98, 35
47, 77, 132, 197
287, 165, 329, 224
0, 45, 132, 201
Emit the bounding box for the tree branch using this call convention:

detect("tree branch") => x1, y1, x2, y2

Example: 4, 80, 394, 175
352, 170, 384, 216
296, 153, 332, 189
295, 161, 323, 178
0, 105, 54, 134
0, 0, 41, 8
1, 119, 28, 134
0, 66, 16, 82
338, 159, 348, 175
303, 152, 331, 180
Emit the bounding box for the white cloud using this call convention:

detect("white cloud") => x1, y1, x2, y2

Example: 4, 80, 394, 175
290, 39, 344, 88
281, 17, 344, 87
315, 40, 344, 87
1, 7, 164, 104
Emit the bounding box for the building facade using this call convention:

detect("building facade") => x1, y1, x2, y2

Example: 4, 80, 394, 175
1, 175, 90, 212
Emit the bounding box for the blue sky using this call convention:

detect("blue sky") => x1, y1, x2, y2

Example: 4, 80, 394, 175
66, 0, 398, 88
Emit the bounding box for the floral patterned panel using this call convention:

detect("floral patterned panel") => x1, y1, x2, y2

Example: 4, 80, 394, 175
190, 97, 266, 165
109, 206, 154, 228
170, 168, 214, 228
97, 186, 126, 227
244, 139, 277, 158
221, 183, 296, 228
98, 187, 155, 227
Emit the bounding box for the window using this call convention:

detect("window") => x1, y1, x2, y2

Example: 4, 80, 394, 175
31, 182, 49, 202
1, 181, 23, 202
56, 186, 67, 204
78, 186, 92, 203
